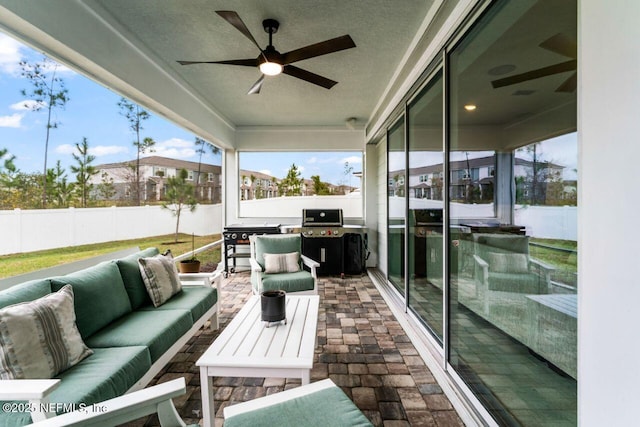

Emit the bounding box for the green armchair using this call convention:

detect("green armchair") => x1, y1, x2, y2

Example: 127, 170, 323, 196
472, 233, 554, 299
249, 234, 319, 295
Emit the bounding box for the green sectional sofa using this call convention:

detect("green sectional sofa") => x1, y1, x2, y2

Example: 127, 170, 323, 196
0, 248, 220, 426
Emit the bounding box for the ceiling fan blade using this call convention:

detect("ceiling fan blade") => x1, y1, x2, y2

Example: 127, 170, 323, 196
283, 65, 338, 89
491, 59, 577, 88
556, 72, 577, 93
178, 58, 257, 67
247, 75, 265, 95
216, 11, 263, 53
540, 33, 577, 59
282, 35, 356, 64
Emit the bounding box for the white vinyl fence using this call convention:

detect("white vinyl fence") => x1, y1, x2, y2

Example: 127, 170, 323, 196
0, 204, 223, 256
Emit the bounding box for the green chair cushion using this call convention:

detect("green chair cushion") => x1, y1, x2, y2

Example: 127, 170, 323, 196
255, 235, 301, 270
138, 286, 217, 323
51, 346, 151, 408
51, 262, 133, 339
225, 384, 373, 427
85, 309, 193, 362
257, 271, 315, 293
0, 279, 52, 309
0, 346, 151, 426
488, 271, 541, 293
116, 247, 160, 309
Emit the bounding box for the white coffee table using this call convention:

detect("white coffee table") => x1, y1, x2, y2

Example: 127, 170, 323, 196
197, 294, 319, 427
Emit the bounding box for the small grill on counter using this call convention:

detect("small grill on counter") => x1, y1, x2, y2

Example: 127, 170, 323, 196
223, 224, 281, 276
287, 209, 367, 277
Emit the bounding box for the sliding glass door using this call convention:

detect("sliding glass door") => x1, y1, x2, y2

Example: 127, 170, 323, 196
407, 71, 444, 342
384, 0, 577, 424
387, 118, 406, 295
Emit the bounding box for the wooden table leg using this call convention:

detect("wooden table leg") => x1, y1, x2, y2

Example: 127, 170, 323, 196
200, 368, 215, 427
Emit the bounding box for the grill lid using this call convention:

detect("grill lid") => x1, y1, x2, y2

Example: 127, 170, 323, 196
302, 209, 343, 227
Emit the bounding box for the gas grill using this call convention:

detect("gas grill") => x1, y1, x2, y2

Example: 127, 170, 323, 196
223, 224, 281, 275
296, 209, 367, 277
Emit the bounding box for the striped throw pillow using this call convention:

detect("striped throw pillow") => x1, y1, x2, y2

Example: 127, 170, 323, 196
138, 251, 182, 307
263, 252, 301, 274
0, 285, 93, 380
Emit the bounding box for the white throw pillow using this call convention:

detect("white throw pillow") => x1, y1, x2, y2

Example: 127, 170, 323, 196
138, 251, 182, 307
0, 285, 93, 379
263, 252, 301, 274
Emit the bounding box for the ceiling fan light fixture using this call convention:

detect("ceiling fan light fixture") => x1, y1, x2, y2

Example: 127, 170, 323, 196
259, 61, 283, 76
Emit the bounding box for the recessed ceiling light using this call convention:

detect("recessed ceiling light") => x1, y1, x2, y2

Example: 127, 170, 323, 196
488, 64, 516, 76
464, 104, 477, 111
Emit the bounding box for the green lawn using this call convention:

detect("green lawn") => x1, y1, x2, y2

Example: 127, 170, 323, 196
0, 233, 222, 279
529, 237, 577, 287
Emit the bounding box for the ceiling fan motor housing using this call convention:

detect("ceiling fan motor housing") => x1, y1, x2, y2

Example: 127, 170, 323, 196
263, 19, 279, 34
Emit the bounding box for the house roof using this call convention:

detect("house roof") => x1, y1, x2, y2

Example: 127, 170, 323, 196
96, 155, 221, 173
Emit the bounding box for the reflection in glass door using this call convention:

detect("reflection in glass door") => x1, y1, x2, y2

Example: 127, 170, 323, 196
387, 118, 405, 295
447, 0, 577, 425
407, 71, 444, 342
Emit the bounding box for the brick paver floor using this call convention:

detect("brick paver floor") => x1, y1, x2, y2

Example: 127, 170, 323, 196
124, 272, 464, 427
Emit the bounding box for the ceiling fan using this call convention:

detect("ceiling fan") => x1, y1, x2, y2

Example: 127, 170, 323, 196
491, 33, 577, 93
178, 10, 356, 94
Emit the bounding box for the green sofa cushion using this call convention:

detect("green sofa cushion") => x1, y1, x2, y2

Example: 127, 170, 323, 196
85, 309, 193, 362
255, 235, 301, 270
51, 346, 151, 408
0, 279, 52, 309
51, 262, 132, 340
138, 286, 217, 323
225, 384, 373, 427
488, 271, 541, 293
116, 247, 160, 309
256, 271, 315, 293
0, 346, 151, 426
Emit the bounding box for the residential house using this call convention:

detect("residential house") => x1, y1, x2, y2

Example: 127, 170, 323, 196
91, 156, 222, 204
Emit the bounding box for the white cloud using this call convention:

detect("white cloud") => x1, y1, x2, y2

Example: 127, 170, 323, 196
259, 169, 272, 176
144, 138, 196, 159
307, 157, 318, 164
91, 145, 128, 156
0, 113, 23, 128
339, 156, 362, 165
55, 143, 129, 157
11, 100, 45, 111
54, 144, 75, 155
0, 34, 24, 75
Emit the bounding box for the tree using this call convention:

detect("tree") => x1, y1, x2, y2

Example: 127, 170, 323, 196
0, 148, 15, 175
70, 137, 98, 207
193, 137, 220, 201
310, 175, 330, 195
118, 98, 154, 205
47, 160, 74, 207
20, 57, 70, 208
162, 169, 197, 243
96, 172, 116, 201
278, 163, 303, 196
343, 161, 354, 193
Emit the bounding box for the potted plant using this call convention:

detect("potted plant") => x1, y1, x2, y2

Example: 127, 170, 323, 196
179, 233, 201, 273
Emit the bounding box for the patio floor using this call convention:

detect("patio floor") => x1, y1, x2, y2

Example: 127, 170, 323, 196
124, 271, 465, 427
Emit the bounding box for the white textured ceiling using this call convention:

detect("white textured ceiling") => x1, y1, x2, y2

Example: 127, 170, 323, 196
86, 0, 431, 127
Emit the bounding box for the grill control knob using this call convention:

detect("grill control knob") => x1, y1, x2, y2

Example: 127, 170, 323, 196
231, 233, 237, 239
242, 233, 248, 239
307, 230, 313, 236
334, 229, 340, 236
320, 230, 326, 236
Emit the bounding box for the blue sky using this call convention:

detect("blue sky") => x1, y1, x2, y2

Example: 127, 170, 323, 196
0, 33, 361, 186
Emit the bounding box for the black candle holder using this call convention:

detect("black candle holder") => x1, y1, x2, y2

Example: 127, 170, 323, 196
261, 290, 287, 327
